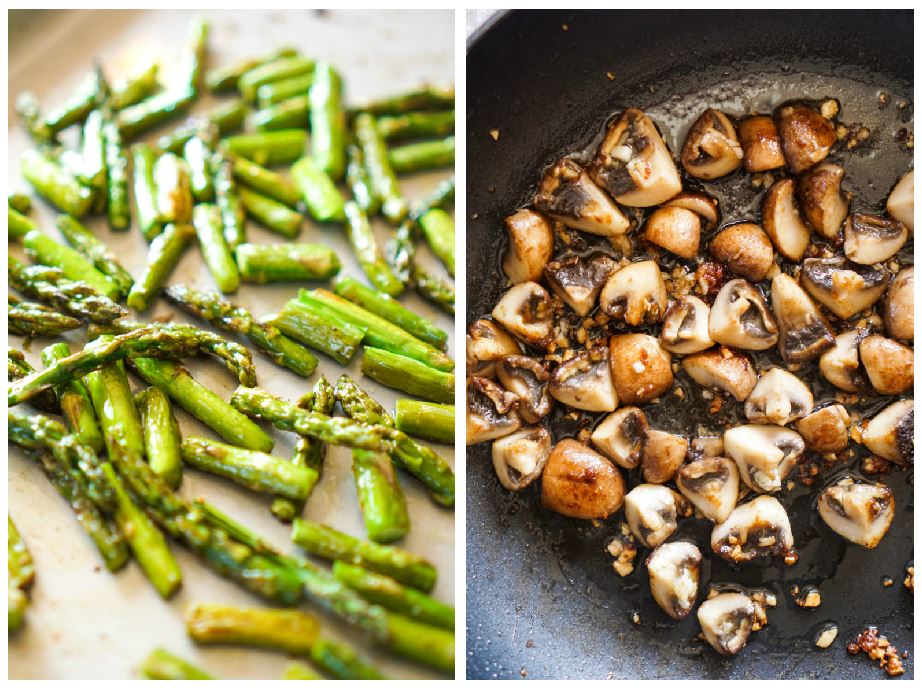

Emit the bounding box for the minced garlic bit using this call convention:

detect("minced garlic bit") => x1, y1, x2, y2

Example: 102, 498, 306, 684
847, 627, 906, 676
815, 625, 838, 649
489, 129, 500, 141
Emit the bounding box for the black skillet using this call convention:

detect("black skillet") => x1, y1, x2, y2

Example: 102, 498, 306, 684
466, 9, 913, 680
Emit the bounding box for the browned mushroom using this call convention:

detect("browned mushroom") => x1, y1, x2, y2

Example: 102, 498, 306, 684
544, 253, 616, 317
647, 541, 702, 620
682, 346, 758, 402
800, 258, 891, 320
540, 439, 625, 520
609, 333, 673, 404
843, 212, 908, 265
776, 103, 837, 173
591, 108, 683, 207
738, 115, 785, 172
623, 483, 688, 547
818, 329, 867, 392
795, 404, 850, 453
770, 272, 834, 363
796, 163, 850, 240
862, 399, 913, 464
676, 456, 740, 523
496, 355, 552, 423
762, 178, 811, 261
491, 426, 552, 490
642, 429, 689, 484
548, 346, 618, 412
882, 267, 913, 341
817, 477, 895, 548
886, 170, 913, 231
534, 157, 631, 236
711, 495, 794, 562
502, 209, 554, 283
681, 109, 743, 180
662, 191, 720, 231
708, 223, 774, 282
698, 592, 756, 656
591, 406, 648, 469
660, 296, 714, 354
643, 206, 701, 259
709, 279, 779, 351
491, 281, 554, 346
858, 335, 914, 395
466, 377, 520, 445
466, 319, 522, 378
743, 368, 814, 425
599, 260, 667, 325
724, 424, 805, 493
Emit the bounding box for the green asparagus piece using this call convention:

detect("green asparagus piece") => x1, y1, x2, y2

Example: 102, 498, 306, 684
344, 201, 404, 296
345, 144, 380, 215
56, 214, 134, 296
236, 242, 341, 284
222, 130, 307, 167
47, 69, 107, 131
126, 222, 195, 310
206, 47, 298, 93
332, 561, 453, 630
232, 154, 300, 208
352, 449, 409, 544
15, 92, 52, 143
193, 203, 239, 294
362, 346, 454, 404
8, 349, 58, 413
395, 399, 454, 444
9, 257, 125, 322
311, 638, 386, 680
182, 19, 209, 92
154, 153, 193, 224
117, 87, 196, 140
9, 298, 82, 338
78, 110, 107, 199
41, 342, 105, 453
8, 516, 34, 631
238, 186, 302, 238
8, 193, 32, 214
183, 132, 215, 202
8, 207, 36, 239
292, 519, 436, 592
290, 156, 347, 223
333, 275, 447, 349
102, 108, 131, 230
308, 62, 346, 181
377, 110, 455, 142
412, 265, 455, 314
131, 358, 273, 452
270, 299, 365, 365
354, 113, 408, 223
23, 230, 120, 300
410, 175, 455, 220
239, 56, 315, 102
257, 72, 314, 107
389, 136, 455, 175
131, 143, 162, 239
101, 463, 182, 598
157, 99, 247, 154
110, 63, 160, 111
418, 208, 455, 276
83, 356, 146, 460
135, 386, 183, 489
254, 94, 309, 131
20, 149, 94, 217
212, 150, 247, 250
334, 374, 393, 426
302, 288, 453, 371
140, 649, 214, 680
185, 602, 320, 655
354, 84, 454, 116
282, 661, 322, 680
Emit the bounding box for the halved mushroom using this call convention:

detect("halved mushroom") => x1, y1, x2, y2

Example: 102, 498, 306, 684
698, 592, 756, 656
647, 541, 702, 620
795, 404, 850, 453
491, 281, 554, 347
643, 207, 701, 259
796, 163, 850, 240
682, 346, 758, 402
689, 437, 725, 459
882, 267, 913, 341
491, 426, 552, 491
599, 260, 667, 325
676, 456, 740, 523
544, 253, 616, 317
724, 424, 804, 494
862, 399, 913, 464
770, 272, 834, 363
744, 368, 814, 425
623, 484, 687, 547
533, 158, 631, 236
681, 109, 743, 180
709, 279, 778, 351
501, 209, 554, 283
591, 406, 648, 469
886, 169, 913, 231
591, 108, 683, 207
818, 329, 867, 392
466, 377, 520, 445
858, 335, 913, 395
843, 212, 908, 265
609, 333, 673, 404
711, 495, 794, 562
800, 257, 891, 320
548, 346, 618, 412
660, 296, 714, 354
738, 115, 785, 172
709, 223, 774, 282
662, 192, 720, 231
541, 439, 625, 520
466, 319, 522, 378
642, 429, 689, 484
817, 478, 895, 548
762, 178, 811, 261
496, 355, 552, 423
776, 103, 837, 174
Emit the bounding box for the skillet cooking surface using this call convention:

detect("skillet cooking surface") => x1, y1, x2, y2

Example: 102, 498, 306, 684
466, 9, 913, 680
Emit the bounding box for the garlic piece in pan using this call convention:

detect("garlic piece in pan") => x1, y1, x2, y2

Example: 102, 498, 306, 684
466, 318, 522, 379
543, 253, 616, 317
817, 478, 895, 548
549, 346, 619, 412
796, 162, 850, 241
709, 279, 778, 351
491, 426, 552, 491
496, 355, 552, 424
680, 109, 743, 180
697, 592, 756, 656
491, 281, 554, 347
682, 346, 758, 402
609, 333, 673, 405
738, 115, 785, 172
660, 296, 714, 355
743, 367, 814, 426
770, 272, 834, 363
599, 260, 667, 326
646, 541, 702, 620
843, 212, 908, 265
799, 257, 890, 320
541, 439, 625, 520
591, 406, 648, 469
886, 169, 913, 231
466, 376, 520, 445
862, 399, 913, 464
776, 103, 837, 174
724, 424, 804, 494
676, 456, 740, 523
711, 495, 794, 563
623, 483, 686, 548
534, 157, 631, 236
762, 178, 811, 262
502, 209, 554, 283
708, 223, 774, 282
858, 335, 913, 395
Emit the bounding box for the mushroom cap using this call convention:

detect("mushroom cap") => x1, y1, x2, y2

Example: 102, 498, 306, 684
776, 103, 837, 173
862, 399, 913, 464
711, 495, 795, 562
548, 346, 619, 412
843, 212, 908, 265
466, 318, 523, 378
770, 272, 834, 363
662, 192, 720, 231
643, 206, 701, 259
882, 266, 913, 341
724, 424, 804, 493
600, 260, 668, 325
743, 367, 814, 426
680, 109, 743, 180
609, 333, 673, 405
796, 162, 850, 241
795, 404, 850, 453
496, 355, 553, 424
502, 209, 555, 283
886, 169, 913, 231
491, 281, 554, 346
799, 257, 891, 320
709, 223, 774, 282
492, 426, 552, 491
762, 178, 812, 262
660, 296, 714, 355
466, 376, 521, 445
534, 158, 631, 236
697, 592, 756, 656
623, 483, 685, 547
858, 335, 913, 395
647, 541, 702, 620
682, 346, 758, 402
818, 329, 867, 393
818, 478, 895, 548
709, 279, 779, 351
544, 253, 616, 317
738, 115, 785, 172
591, 406, 648, 469
676, 456, 740, 523
642, 429, 689, 484
541, 439, 625, 520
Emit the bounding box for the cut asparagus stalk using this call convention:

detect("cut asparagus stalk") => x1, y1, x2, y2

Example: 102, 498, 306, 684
238, 186, 302, 238
140, 649, 214, 680
394, 399, 454, 444
290, 156, 347, 223
153, 152, 193, 224
269, 299, 365, 365
8, 349, 58, 413
78, 110, 106, 200
55, 214, 134, 297
101, 108, 131, 230
345, 143, 380, 215
212, 149, 247, 250
23, 230, 120, 300
83, 352, 146, 459
362, 346, 455, 404
254, 94, 309, 131
193, 203, 239, 294
236, 243, 341, 284
8, 206, 36, 239
126, 222, 196, 310
9, 298, 82, 338
417, 207, 455, 276
256, 71, 314, 106
222, 130, 307, 167
19, 149, 94, 218
353, 84, 454, 116
352, 449, 410, 544
344, 201, 404, 296
117, 87, 196, 140
281, 661, 322, 680
308, 62, 346, 181
311, 638, 386, 680
389, 136, 455, 175
183, 132, 215, 202
232, 154, 301, 208
354, 113, 407, 223
8, 516, 35, 632
377, 110, 455, 142
130, 143, 162, 239
135, 386, 183, 489
110, 62, 160, 110
8, 193, 32, 214
185, 602, 320, 655
157, 99, 247, 154
238, 56, 315, 102
207, 47, 298, 93
41, 342, 105, 453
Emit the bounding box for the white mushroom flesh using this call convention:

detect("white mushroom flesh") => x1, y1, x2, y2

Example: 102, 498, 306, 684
502, 209, 554, 283
682, 346, 758, 402
724, 424, 804, 493
591, 406, 648, 469
660, 296, 714, 354
491, 426, 552, 490
709, 279, 778, 351
770, 272, 834, 363
491, 281, 553, 346
466, 377, 521, 445
623, 484, 684, 548
738, 115, 785, 172
776, 104, 837, 174
800, 258, 891, 320
534, 158, 630, 236
862, 399, 913, 464
743, 368, 814, 425
466, 319, 522, 378
886, 169, 913, 231
697, 592, 756, 656
819, 329, 866, 392
680, 109, 743, 180
882, 267, 913, 341
843, 212, 908, 265
676, 456, 739, 523
600, 260, 667, 325
711, 495, 794, 562
496, 355, 552, 424
641, 429, 688, 485
643, 206, 701, 259
548, 346, 618, 412
796, 162, 850, 240
544, 253, 616, 317
647, 541, 702, 620
762, 178, 811, 261
817, 478, 895, 548
858, 335, 913, 395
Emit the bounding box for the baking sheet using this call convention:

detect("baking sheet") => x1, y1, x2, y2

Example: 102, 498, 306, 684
7, 9, 454, 680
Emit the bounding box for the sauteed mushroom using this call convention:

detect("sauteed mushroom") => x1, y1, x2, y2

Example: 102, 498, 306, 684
799, 257, 890, 320
886, 169, 913, 231
591, 108, 683, 207
882, 267, 913, 341
662, 191, 720, 231
466, 377, 520, 445
709, 279, 778, 351
491, 426, 552, 491
698, 592, 756, 656
858, 335, 913, 395
680, 109, 743, 180
724, 424, 804, 494
491, 281, 554, 346
496, 355, 552, 423
708, 223, 774, 282
795, 404, 850, 453
534, 157, 631, 236
796, 162, 850, 240
744, 368, 814, 425
466, 318, 522, 378
623, 484, 687, 547
541, 439, 625, 520
502, 209, 554, 283
544, 253, 616, 316
660, 296, 714, 354
819, 329, 867, 392
609, 333, 673, 405
548, 346, 618, 412
647, 541, 702, 620
843, 212, 908, 265
682, 346, 758, 402
770, 273, 834, 363
738, 115, 785, 172
776, 103, 837, 173
711, 495, 794, 562
862, 399, 913, 464
689, 437, 724, 459
641, 429, 688, 484
762, 178, 811, 261
676, 456, 740, 523
591, 406, 648, 469
599, 260, 667, 325
643, 207, 701, 259
817, 478, 895, 548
